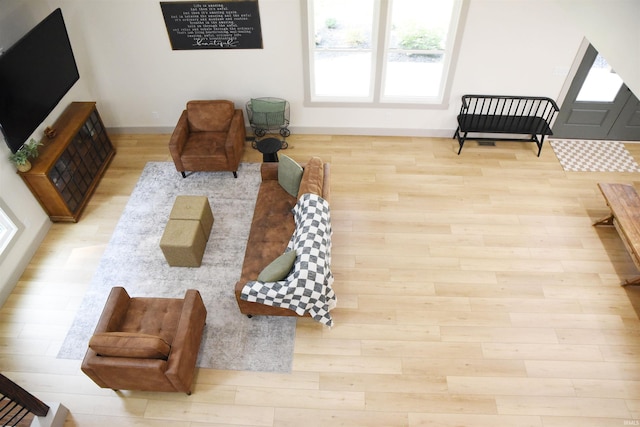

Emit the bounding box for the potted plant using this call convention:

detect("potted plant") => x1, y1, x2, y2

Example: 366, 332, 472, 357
9, 138, 43, 172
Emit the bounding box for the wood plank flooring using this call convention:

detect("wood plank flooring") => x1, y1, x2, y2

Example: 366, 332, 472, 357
2, 135, 640, 426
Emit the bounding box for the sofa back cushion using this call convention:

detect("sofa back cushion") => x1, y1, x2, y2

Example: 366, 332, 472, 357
297, 156, 324, 199
89, 332, 171, 359
187, 100, 234, 132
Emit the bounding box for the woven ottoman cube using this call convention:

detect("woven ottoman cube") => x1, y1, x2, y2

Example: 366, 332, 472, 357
170, 196, 214, 241
160, 219, 207, 267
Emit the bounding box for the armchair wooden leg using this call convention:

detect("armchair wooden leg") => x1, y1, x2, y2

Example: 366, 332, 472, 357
233, 171, 238, 178
181, 171, 186, 178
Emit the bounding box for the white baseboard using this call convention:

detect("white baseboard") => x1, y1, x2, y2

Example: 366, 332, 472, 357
107, 126, 175, 134
107, 126, 456, 138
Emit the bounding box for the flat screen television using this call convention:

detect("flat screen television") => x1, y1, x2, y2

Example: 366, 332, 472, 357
0, 8, 79, 153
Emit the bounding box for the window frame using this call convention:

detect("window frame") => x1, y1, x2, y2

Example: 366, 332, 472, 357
302, 0, 467, 108
0, 199, 23, 264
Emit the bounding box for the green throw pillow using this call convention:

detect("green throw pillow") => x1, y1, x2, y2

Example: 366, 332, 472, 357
258, 250, 296, 282
278, 154, 303, 197
251, 98, 286, 127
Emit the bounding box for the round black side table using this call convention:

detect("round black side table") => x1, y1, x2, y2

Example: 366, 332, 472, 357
256, 138, 282, 162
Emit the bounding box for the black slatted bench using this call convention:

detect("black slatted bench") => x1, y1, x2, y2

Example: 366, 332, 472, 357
453, 95, 559, 156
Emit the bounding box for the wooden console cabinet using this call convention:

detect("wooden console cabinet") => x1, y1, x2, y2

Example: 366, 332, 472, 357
19, 102, 115, 222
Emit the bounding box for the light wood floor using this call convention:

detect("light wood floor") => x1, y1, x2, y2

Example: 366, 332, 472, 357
2, 134, 640, 426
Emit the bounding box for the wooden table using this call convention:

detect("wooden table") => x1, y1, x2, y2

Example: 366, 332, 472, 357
594, 182, 640, 286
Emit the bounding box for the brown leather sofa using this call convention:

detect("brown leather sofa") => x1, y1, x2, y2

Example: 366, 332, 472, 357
169, 100, 246, 178
81, 287, 207, 395
235, 157, 330, 317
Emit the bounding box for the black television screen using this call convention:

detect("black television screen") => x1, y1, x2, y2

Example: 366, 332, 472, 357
0, 8, 79, 153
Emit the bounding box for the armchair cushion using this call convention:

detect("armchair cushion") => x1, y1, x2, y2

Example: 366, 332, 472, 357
89, 332, 171, 359
119, 296, 185, 344
187, 100, 234, 132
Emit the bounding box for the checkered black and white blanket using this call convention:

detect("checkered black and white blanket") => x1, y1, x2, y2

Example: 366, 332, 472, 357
241, 193, 337, 326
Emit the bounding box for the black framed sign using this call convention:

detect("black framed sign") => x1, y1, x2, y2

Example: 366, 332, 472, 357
160, 1, 263, 50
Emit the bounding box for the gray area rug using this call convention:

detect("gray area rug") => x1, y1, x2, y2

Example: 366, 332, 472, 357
58, 162, 296, 372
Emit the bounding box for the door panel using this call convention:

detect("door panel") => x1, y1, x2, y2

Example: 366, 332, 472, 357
609, 94, 640, 140
566, 109, 609, 126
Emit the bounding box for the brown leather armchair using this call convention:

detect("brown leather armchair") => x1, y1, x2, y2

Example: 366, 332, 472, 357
169, 100, 246, 178
81, 287, 207, 395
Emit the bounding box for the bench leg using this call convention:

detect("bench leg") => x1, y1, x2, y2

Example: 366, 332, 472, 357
457, 133, 467, 155
453, 128, 466, 155
534, 135, 545, 157
622, 276, 640, 287
593, 214, 614, 226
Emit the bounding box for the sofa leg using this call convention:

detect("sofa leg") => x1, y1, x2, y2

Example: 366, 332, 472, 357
233, 171, 238, 178
247, 314, 252, 319
181, 171, 186, 178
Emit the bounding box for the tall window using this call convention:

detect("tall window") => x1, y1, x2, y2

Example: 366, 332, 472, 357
305, 0, 465, 105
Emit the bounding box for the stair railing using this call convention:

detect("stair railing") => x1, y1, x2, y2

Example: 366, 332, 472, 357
0, 373, 49, 426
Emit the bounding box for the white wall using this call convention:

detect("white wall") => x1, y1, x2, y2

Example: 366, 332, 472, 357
52, 0, 640, 135
50, 0, 587, 136
55, 0, 307, 132
552, 0, 640, 97
0, 0, 93, 305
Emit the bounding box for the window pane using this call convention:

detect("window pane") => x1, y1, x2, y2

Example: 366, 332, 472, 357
576, 54, 624, 102
383, 0, 455, 99
313, 0, 375, 50
384, 55, 444, 97
310, 0, 375, 99
387, 0, 454, 52
314, 52, 372, 97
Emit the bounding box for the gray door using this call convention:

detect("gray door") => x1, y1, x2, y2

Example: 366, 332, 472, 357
609, 94, 640, 140
552, 44, 640, 140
